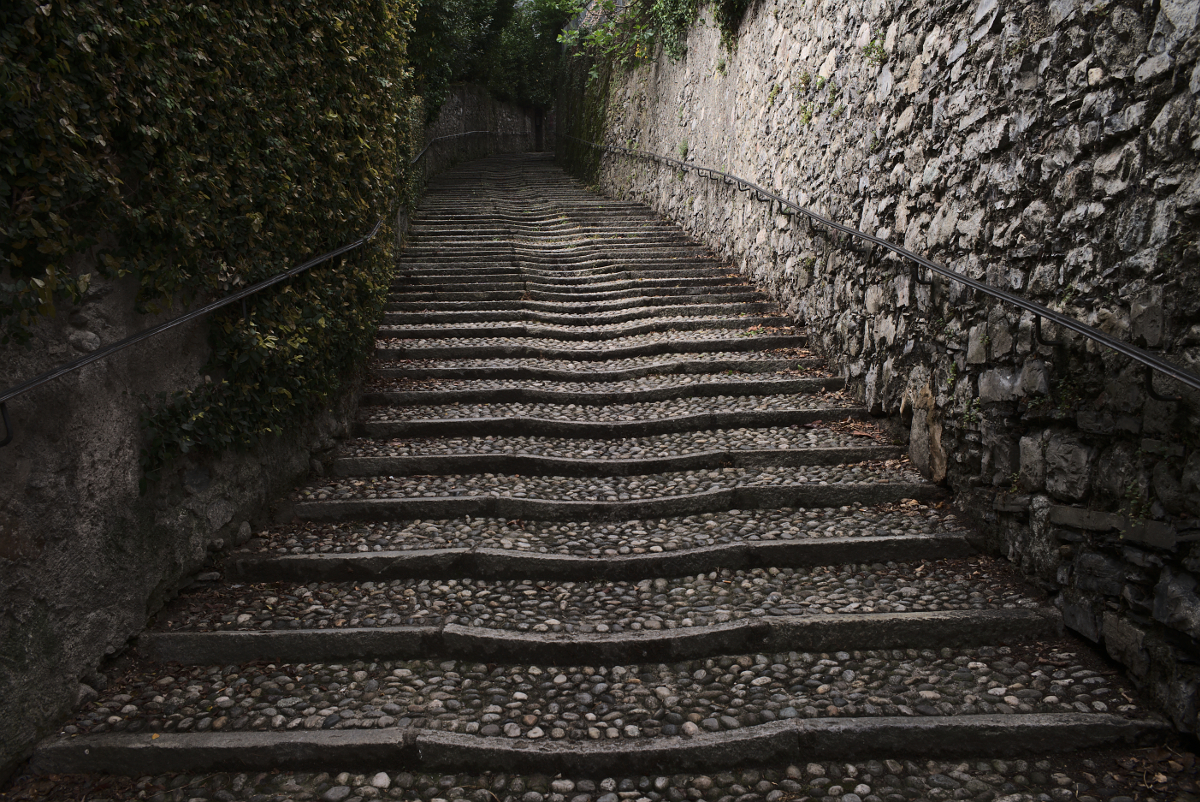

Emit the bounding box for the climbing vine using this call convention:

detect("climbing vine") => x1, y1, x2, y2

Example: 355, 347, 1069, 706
2, 0, 420, 479
558, 0, 751, 71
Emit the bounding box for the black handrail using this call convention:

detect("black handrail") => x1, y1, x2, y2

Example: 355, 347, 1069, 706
0, 128, 524, 447
567, 135, 1200, 396
412, 130, 492, 164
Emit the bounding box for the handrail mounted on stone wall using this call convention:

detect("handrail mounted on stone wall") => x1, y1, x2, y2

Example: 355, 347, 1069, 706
567, 135, 1200, 399
0, 131, 515, 448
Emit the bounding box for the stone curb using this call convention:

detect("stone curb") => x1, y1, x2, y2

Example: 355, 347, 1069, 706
331, 446, 904, 478
371, 359, 817, 382
352, 408, 866, 440
140, 609, 1059, 666
373, 335, 808, 362
226, 533, 975, 582
30, 713, 1166, 776
375, 317, 788, 342
289, 482, 941, 523
358, 376, 844, 405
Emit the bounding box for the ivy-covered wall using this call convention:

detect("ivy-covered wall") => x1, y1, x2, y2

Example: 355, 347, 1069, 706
561, 0, 1200, 733
0, 2, 543, 781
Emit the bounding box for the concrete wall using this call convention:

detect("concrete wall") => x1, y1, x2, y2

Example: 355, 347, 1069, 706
576, 0, 1200, 731
0, 86, 526, 781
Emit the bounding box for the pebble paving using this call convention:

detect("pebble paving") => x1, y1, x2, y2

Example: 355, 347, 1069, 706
158, 557, 1039, 633
376, 315, 778, 335
372, 349, 817, 374
58, 643, 1137, 738
363, 371, 834, 394
11, 756, 1186, 802
239, 503, 969, 556
13, 155, 1177, 799
337, 425, 886, 460
375, 329, 797, 351
297, 462, 924, 502
359, 392, 855, 424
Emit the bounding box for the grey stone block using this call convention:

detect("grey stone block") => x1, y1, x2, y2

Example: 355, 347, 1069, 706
1045, 435, 1095, 501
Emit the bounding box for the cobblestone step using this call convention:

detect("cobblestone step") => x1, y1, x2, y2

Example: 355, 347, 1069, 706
358, 374, 844, 403
373, 335, 808, 362
370, 353, 819, 381
11, 750, 1189, 802
375, 316, 790, 342
23, 152, 1170, 785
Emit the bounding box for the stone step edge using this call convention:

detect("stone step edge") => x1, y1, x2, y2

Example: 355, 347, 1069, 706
374, 318, 790, 343
141, 609, 1058, 666
353, 408, 868, 440
359, 376, 844, 405
331, 446, 904, 479
371, 359, 820, 382
226, 533, 975, 582
384, 293, 767, 312
387, 288, 756, 303
286, 482, 941, 524
382, 305, 780, 325
31, 712, 1161, 777
373, 335, 808, 363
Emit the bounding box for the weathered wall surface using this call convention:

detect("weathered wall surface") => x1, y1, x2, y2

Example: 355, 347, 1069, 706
422, 83, 552, 172
579, 0, 1200, 730
0, 87, 529, 781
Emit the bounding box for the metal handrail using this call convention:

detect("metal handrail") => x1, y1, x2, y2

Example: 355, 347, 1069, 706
411, 130, 492, 164
566, 135, 1200, 397
0, 128, 523, 446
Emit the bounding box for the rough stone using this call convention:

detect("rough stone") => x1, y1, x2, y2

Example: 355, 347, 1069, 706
1153, 567, 1200, 639
1045, 436, 1094, 502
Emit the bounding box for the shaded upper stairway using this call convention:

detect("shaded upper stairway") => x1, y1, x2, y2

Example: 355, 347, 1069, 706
19, 153, 1172, 800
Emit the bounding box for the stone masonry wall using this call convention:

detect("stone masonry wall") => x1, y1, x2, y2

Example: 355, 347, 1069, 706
0, 90, 525, 781
581, 0, 1200, 731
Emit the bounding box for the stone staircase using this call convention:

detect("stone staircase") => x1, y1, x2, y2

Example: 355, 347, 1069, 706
17, 154, 1174, 801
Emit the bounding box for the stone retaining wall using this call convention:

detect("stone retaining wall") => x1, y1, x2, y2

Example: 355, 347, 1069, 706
575, 0, 1200, 732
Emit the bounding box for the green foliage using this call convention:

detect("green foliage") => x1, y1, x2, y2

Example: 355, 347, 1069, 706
410, 0, 516, 121
678, 138, 689, 159
480, 0, 574, 109
713, 0, 753, 51
862, 38, 887, 64
560, 0, 698, 68
2, 0, 419, 477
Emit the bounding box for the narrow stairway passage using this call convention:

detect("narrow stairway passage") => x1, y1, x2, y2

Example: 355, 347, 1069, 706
19, 153, 1175, 798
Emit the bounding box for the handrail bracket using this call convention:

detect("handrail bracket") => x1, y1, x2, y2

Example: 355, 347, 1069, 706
1146, 366, 1180, 403
1034, 315, 1063, 347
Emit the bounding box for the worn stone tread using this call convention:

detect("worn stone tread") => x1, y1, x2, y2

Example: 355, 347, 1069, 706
227, 533, 974, 581
358, 376, 844, 405
142, 609, 1059, 665
354, 408, 863, 439
31, 714, 1167, 775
